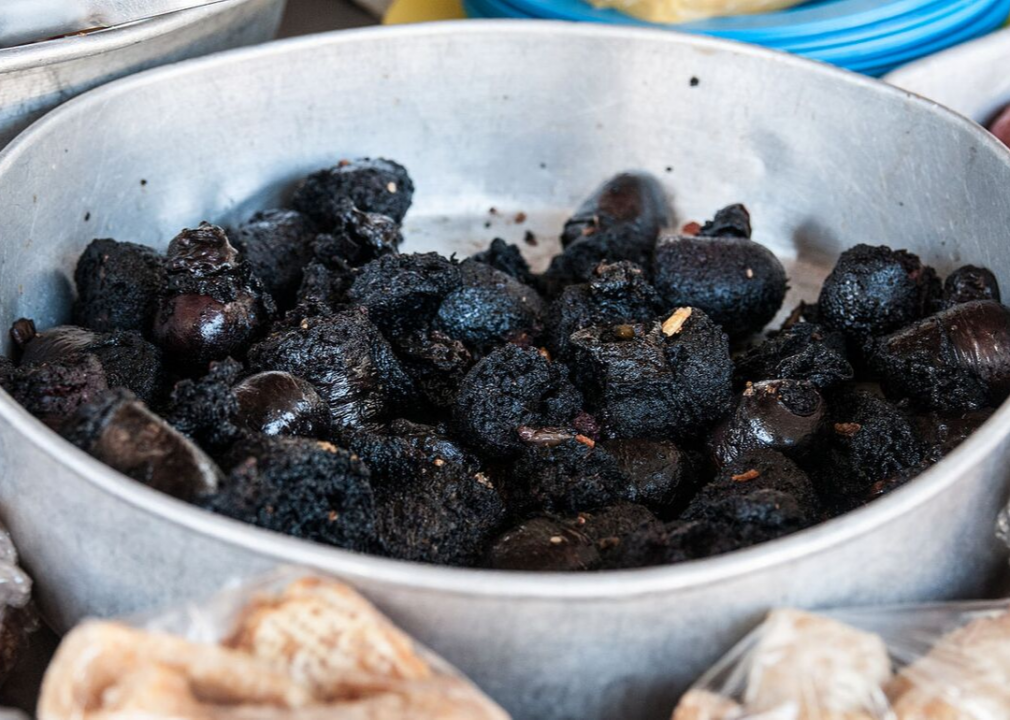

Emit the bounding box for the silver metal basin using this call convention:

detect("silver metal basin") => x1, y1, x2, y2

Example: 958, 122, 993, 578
0, 0, 286, 149
2, 22, 1010, 720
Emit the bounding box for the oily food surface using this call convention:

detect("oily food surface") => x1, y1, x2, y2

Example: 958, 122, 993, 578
5, 159, 1007, 571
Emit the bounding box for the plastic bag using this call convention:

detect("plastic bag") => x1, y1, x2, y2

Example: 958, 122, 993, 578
672, 601, 1010, 719
0, 522, 37, 687
37, 569, 510, 720
585, 0, 805, 24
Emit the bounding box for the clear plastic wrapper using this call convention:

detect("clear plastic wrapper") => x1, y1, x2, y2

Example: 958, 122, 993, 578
0, 522, 36, 689
672, 601, 1010, 720
585, 0, 805, 24
38, 569, 510, 720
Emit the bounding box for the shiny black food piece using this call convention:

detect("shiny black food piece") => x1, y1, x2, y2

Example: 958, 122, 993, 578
248, 309, 416, 433
73, 238, 166, 334
163, 358, 244, 451
393, 329, 473, 409
486, 516, 600, 571
652, 205, 787, 339
453, 343, 582, 459
818, 244, 939, 339
734, 322, 853, 390
569, 308, 733, 440
312, 199, 402, 268
943, 265, 1001, 308
233, 371, 330, 439
62, 388, 222, 501
231, 209, 318, 309
709, 379, 825, 466
470, 238, 535, 286
543, 172, 672, 291
292, 157, 414, 226
544, 260, 662, 360
152, 224, 274, 370
204, 435, 377, 552
870, 300, 1010, 412
601, 438, 697, 514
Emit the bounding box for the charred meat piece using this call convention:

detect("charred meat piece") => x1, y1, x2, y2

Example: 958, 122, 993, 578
248, 309, 416, 433
233, 371, 330, 439
869, 300, 1010, 412
312, 199, 402, 268
73, 238, 165, 334
543, 172, 671, 292
698, 203, 751, 239
292, 158, 414, 226
601, 438, 698, 515
231, 209, 318, 310
569, 308, 733, 440
434, 259, 545, 353
347, 252, 461, 336
285, 259, 354, 324
652, 205, 787, 339
11, 322, 167, 411
393, 329, 473, 410
453, 344, 582, 459
204, 435, 376, 552
816, 387, 923, 505
162, 359, 244, 452
62, 389, 222, 501
152, 224, 274, 371
506, 436, 629, 515
545, 261, 662, 360
818, 244, 939, 340
943, 265, 1001, 308
485, 516, 600, 571
470, 238, 535, 286
914, 408, 994, 463
734, 322, 853, 390
709, 380, 825, 466
682, 449, 820, 541
580, 503, 664, 566
6, 354, 109, 430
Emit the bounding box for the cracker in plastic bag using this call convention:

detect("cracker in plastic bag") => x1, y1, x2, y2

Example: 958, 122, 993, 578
672, 601, 1010, 720
38, 570, 509, 720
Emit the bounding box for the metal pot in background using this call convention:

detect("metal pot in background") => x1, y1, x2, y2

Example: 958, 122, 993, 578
0, 0, 286, 148
1, 22, 1010, 720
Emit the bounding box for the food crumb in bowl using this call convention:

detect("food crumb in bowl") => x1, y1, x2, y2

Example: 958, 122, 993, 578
524, 230, 537, 246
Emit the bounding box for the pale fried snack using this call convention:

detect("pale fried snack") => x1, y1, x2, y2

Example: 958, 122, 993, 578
744, 610, 892, 720
672, 690, 744, 720
890, 610, 1010, 720
38, 577, 508, 720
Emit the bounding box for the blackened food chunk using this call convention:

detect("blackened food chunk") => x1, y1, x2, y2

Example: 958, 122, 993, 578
683, 449, 820, 538
506, 437, 627, 514
232, 209, 317, 309
601, 438, 696, 514
545, 261, 662, 359
205, 435, 376, 552
734, 323, 853, 390
73, 238, 165, 334
62, 388, 222, 501
818, 244, 939, 339
6, 354, 108, 430
698, 203, 751, 239
453, 344, 582, 459
435, 259, 545, 352
652, 206, 787, 339
347, 253, 461, 335
163, 359, 243, 451
709, 380, 825, 466
544, 172, 671, 291
248, 309, 416, 433
943, 265, 1001, 307
486, 517, 600, 571
870, 300, 1010, 412
817, 388, 923, 504
292, 158, 414, 226
312, 199, 402, 268
152, 224, 273, 370
569, 308, 733, 440
914, 408, 994, 463
393, 329, 473, 409
233, 371, 330, 439
286, 259, 354, 323
470, 238, 535, 286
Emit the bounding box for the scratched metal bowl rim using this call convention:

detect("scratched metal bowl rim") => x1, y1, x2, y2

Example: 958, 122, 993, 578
0, 0, 254, 73
2, 20, 1008, 600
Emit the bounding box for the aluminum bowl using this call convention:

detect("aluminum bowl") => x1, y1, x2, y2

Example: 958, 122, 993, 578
2, 22, 1010, 720
0, 0, 286, 149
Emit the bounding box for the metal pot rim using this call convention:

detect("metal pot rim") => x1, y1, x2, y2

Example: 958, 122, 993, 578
0, 0, 253, 74
3, 19, 1008, 600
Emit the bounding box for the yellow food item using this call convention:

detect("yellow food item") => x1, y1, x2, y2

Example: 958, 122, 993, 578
588, 0, 805, 24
